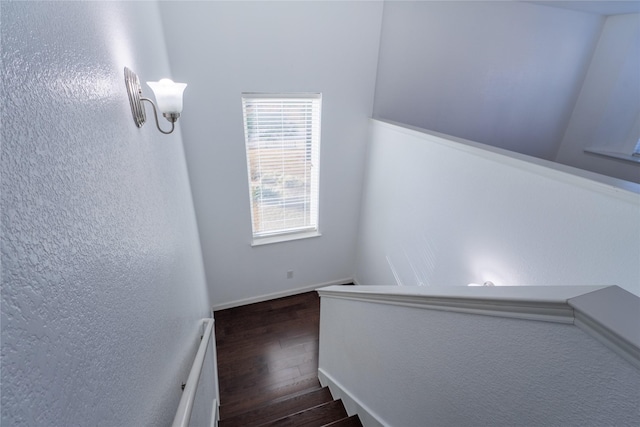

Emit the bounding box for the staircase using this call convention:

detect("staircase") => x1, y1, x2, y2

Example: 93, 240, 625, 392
218, 380, 361, 426
214, 291, 362, 427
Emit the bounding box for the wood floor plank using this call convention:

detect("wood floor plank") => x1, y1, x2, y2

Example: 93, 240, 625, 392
268, 350, 317, 373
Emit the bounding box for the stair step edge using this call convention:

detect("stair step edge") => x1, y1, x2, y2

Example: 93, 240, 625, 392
219, 377, 323, 419
322, 415, 364, 427
219, 387, 333, 427
256, 399, 347, 427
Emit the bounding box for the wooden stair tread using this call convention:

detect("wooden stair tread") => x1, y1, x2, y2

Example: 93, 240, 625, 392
322, 415, 364, 427
219, 376, 322, 419
257, 399, 348, 427
219, 387, 333, 427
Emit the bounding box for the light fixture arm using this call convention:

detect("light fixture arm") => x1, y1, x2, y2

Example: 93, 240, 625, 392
141, 97, 176, 135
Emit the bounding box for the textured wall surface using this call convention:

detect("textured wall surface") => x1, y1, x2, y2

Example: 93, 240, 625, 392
1, 2, 210, 425
355, 120, 640, 296
319, 296, 640, 426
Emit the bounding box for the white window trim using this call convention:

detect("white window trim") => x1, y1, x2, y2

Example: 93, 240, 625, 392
251, 230, 322, 247
242, 93, 322, 246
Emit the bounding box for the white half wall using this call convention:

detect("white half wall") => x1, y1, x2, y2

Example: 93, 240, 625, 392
373, 1, 603, 161
1, 2, 210, 425
555, 13, 640, 183
159, 1, 383, 307
319, 292, 640, 426
354, 120, 640, 296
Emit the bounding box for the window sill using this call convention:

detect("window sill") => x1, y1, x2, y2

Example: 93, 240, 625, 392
251, 231, 322, 247
584, 147, 640, 164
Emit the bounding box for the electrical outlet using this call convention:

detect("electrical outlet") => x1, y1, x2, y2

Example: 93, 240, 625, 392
287, 270, 294, 279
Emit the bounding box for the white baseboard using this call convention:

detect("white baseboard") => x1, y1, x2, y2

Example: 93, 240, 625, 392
210, 398, 218, 427
211, 278, 353, 311
318, 368, 387, 427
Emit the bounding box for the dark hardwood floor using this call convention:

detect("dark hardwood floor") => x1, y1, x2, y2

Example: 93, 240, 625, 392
214, 291, 322, 420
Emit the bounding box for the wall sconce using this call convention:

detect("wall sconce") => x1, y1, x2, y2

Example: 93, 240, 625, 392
124, 67, 187, 135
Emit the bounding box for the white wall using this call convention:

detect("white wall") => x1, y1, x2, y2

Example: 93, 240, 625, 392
158, 1, 383, 308
355, 120, 640, 296
319, 295, 640, 426
373, 1, 603, 161
555, 13, 640, 183
1, 2, 211, 425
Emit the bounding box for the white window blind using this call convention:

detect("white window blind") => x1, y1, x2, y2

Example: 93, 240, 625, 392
242, 93, 322, 241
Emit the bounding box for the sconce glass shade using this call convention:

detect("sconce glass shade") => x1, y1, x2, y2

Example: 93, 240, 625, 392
146, 79, 187, 114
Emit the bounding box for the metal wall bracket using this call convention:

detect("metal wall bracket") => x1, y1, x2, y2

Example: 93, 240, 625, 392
124, 67, 146, 128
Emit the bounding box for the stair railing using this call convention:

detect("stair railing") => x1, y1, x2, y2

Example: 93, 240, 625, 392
172, 318, 218, 427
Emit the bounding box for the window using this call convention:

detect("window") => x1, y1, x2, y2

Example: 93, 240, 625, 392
242, 93, 322, 244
